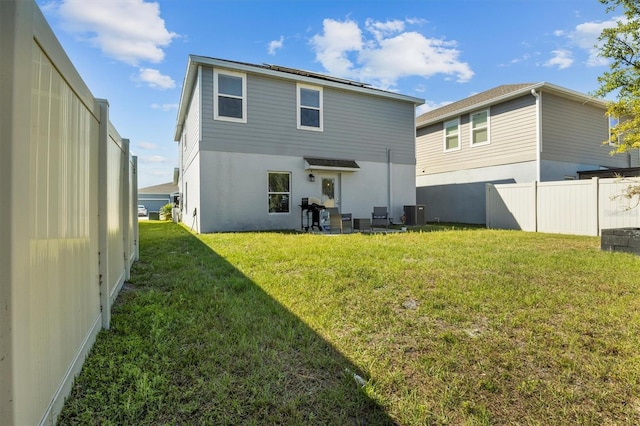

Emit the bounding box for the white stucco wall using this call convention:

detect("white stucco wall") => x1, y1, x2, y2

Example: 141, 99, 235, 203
186, 151, 415, 232
540, 159, 611, 181
181, 151, 202, 232
416, 160, 538, 187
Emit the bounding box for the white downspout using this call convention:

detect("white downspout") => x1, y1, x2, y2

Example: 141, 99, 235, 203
531, 89, 541, 182
387, 148, 392, 215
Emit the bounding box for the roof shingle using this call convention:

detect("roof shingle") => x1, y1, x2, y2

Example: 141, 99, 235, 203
416, 83, 538, 127
139, 182, 178, 194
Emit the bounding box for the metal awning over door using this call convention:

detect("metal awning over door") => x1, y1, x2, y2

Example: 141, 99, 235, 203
303, 157, 360, 172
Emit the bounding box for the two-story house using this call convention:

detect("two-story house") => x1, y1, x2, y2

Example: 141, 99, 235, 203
174, 56, 424, 233
415, 82, 640, 224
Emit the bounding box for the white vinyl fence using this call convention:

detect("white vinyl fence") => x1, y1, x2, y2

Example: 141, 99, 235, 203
486, 178, 640, 236
1, 2, 138, 425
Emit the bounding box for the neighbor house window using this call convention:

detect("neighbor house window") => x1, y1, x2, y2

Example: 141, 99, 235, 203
268, 172, 290, 213
444, 118, 460, 151
470, 110, 490, 146
214, 70, 246, 123
297, 84, 323, 131
609, 116, 620, 146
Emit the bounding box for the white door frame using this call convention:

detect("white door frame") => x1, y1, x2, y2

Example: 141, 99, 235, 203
319, 173, 340, 209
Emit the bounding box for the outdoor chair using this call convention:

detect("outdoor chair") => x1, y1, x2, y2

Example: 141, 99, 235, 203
371, 206, 389, 229
327, 207, 353, 233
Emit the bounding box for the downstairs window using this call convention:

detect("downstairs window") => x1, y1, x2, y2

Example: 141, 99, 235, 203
268, 172, 290, 213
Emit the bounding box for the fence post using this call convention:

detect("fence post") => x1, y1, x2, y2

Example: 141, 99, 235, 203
533, 181, 538, 233
96, 99, 111, 330
133, 156, 139, 261
593, 177, 600, 236
0, 1, 31, 421
122, 138, 131, 280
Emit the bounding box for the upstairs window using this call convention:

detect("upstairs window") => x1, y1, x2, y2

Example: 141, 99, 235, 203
470, 110, 490, 146
444, 118, 460, 151
297, 84, 323, 131
214, 70, 246, 123
268, 172, 290, 213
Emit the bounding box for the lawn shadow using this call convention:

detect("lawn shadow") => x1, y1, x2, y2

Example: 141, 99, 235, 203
58, 222, 396, 425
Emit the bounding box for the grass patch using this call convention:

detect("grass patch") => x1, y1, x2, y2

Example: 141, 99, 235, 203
58, 222, 640, 425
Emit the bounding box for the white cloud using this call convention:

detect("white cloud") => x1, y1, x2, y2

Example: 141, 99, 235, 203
151, 103, 178, 111
55, 0, 177, 66
361, 32, 473, 87
268, 36, 284, 55
569, 20, 614, 50
555, 17, 621, 67
310, 19, 363, 77
545, 49, 574, 70
365, 18, 405, 41
137, 68, 175, 89
137, 141, 158, 150
141, 155, 168, 163
405, 17, 427, 26
414, 84, 427, 93
310, 18, 473, 90
149, 169, 170, 176
416, 100, 452, 117
570, 19, 620, 66
501, 53, 534, 67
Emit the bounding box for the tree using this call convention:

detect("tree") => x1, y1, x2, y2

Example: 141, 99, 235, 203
595, 0, 640, 152
595, 0, 640, 203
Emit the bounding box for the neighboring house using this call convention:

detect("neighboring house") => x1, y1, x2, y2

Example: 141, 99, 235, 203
138, 182, 179, 213
415, 82, 640, 224
174, 56, 424, 232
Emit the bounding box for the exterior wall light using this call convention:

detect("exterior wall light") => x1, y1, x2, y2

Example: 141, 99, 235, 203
308, 173, 315, 182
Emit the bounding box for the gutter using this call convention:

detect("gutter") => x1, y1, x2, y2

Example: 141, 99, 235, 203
416, 81, 607, 130
189, 55, 425, 105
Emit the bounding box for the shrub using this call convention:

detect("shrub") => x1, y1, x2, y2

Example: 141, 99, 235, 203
160, 203, 173, 221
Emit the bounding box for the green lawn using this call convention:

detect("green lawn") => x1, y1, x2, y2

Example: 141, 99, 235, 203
58, 222, 640, 425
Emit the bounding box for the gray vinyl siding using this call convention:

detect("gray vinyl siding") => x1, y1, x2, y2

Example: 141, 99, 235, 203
417, 95, 537, 175
415, 123, 439, 175
540, 93, 628, 168
183, 74, 201, 163
199, 66, 416, 165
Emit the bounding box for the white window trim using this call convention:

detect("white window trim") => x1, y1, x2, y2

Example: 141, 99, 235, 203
214, 69, 247, 123
267, 171, 291, 214
297, 83, 323, 131
470, 109, 490, 147
443, 118, 461, 152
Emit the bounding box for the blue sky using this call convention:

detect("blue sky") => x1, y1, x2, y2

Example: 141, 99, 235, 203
37, 0, 622, 189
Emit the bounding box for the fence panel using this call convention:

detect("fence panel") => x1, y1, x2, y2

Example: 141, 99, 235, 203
487, 178, 640, 236
106, 128, 127, 305
537, 180, 598, 236
599, 178, 640, 230
486, 182, 536, 231
25, 42, 102, 426
1, 2, 138, 425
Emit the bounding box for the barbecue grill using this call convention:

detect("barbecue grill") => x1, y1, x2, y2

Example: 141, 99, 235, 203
300, 197, 325, 231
